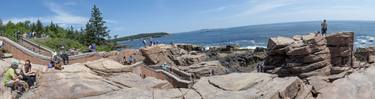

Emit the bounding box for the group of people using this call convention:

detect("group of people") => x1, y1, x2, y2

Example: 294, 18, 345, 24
2, 59, 36, 93
24, 32, 37, 39
123, 55, 135, 65
142, 39, 160, 48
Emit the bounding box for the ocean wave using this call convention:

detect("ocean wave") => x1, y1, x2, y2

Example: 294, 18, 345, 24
212, 40, 265, 45
355, 35, 375, 48
239, 45, 267, 49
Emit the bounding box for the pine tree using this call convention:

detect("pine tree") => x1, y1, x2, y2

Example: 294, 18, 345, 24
36, 19, 44, 37
84, 5, 109, 45
0, 19, 3, 33
67, 25, 75, 39
0, 18, 3, 27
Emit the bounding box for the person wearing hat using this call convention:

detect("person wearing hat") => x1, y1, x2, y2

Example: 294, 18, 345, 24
2, 60, 22, 90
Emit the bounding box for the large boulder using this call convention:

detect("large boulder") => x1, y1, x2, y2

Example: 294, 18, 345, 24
177, 44, 203, 52
267, 36, 295, 50
265, 32, 355, 78
317, 65, 375, 99
106, 49, 145, 64
84, 58, 133, 73
178, 61, 226, 78
192, 73, 313, 99
174, 54, 207, 66
265, 34, 332, 78
141, 45, 207, 66
141, 45, 178, 65
326, 32, 354, 67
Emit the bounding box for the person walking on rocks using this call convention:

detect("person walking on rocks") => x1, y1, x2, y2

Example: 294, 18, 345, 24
256, 62, 265, 72
321, 19, 328, 36
60, 45, 69, 65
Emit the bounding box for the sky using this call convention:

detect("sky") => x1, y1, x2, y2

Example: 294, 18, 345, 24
1, 0, 375, 36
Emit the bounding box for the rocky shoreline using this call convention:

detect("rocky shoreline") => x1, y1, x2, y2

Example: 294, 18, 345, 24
1, 32, 375, 99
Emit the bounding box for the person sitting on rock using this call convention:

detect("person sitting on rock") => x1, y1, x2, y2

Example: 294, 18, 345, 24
21, 60, 36, 87
321, 19, 328, 36
46, 55, 63, 71
3, 60, 23, 91
49, 59, 63, 70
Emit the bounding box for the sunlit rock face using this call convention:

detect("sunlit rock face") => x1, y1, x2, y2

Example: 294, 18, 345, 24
264, 32, 354, 78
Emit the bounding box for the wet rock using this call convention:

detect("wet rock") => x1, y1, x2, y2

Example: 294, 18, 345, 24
177, 44, 203, 52
355, 47, 375, 63
219, 51, 266, 73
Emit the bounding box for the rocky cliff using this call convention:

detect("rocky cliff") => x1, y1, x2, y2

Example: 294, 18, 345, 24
264, 32, 354, 78
3, 32, 375, 99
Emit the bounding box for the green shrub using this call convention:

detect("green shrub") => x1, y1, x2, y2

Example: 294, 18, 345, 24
32, 38, 85, 52
96, 42, 117, 52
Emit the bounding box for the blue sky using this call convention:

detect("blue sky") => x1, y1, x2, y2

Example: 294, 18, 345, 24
1, 0, 375, 36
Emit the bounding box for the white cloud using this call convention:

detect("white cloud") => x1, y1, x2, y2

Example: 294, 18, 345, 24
200, 5, 234, 14
105, 19, 118, 24
64, 2, 77, 6
46, 2, 88, 25
3, 2, 88, 26
204, 0, 375, 28
234, 0, 297, 17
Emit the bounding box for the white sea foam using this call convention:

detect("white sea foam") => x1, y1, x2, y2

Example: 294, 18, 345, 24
239, 45, 266, 49
355, 35, 375, 48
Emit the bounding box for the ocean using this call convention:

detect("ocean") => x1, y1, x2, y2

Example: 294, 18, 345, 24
119, 21, 375, 49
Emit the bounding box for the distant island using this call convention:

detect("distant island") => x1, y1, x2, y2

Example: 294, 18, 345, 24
112, 32, 169, 42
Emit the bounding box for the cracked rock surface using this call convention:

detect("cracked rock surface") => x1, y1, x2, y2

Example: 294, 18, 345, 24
17, 59, 176, 99
192, 73, 312, 99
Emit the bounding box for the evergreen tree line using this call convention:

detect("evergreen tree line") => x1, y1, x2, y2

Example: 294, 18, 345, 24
0, 19, 84, 42
0, 5, 113, 51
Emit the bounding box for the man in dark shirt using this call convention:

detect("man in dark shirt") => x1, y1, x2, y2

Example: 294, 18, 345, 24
321, 20, 328, 36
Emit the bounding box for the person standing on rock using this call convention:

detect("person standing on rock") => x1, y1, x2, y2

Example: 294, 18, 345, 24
143, 40, 147, 48
60, 45, 69, 65
321, 19, 328, 36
